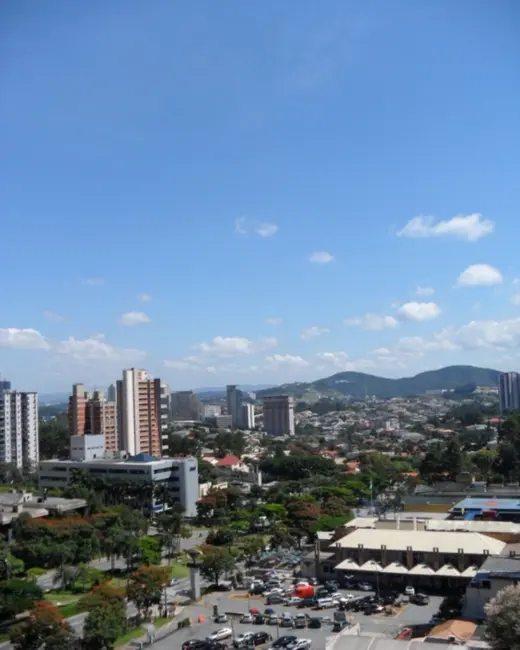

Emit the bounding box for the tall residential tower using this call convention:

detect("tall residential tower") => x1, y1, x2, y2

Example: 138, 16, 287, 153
0, 390, 39, 468
263, 395, 295, 436
499, 372, 520, 413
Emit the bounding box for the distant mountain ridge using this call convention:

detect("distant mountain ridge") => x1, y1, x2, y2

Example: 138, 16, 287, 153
257, 365, 501, 400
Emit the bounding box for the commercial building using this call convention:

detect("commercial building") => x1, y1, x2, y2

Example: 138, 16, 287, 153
499, 371, 520, 413
0, 390, 39, 468
68, 384, 118, 451
450, 497, 520, 523
70, 434, 105, 461
0, 379, 11, 391
463, 556, 520, 619
38, 454, 199, 516
115, 369, 168, 456
226, 385, 241, 428
171, 391, 204, 421
263, 395, 295, 436
241, 403, 255, 429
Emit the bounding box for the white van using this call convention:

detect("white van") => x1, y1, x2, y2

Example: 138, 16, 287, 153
316, 597, 334, 609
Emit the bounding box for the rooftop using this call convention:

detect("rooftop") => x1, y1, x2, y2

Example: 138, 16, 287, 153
452, 497, 520, 512
331, 528, 506, 555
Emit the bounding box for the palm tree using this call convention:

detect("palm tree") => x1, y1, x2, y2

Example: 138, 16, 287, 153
52, 564, 80, 591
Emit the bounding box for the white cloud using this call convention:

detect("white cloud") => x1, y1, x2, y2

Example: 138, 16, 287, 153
416, 286, 435, 296
120, 311, 151, 326
164, 359, 199, 371
316, 351, 375, 372
449, 318, 520, 350
397, 213, 494, 241
456, 264, 503, 287
234, 217, 247, 235
397, 301, 441, 322
81, 277, 105, 286
371, 347, 391, 356
395, 335, 457, 354
300, 326, 330, 340
344, 313, 399, 331
309, 251, 335, 264
266, 317, 282, 326
194, 336, 277, 357
235, 218, 279, 237
266, 354, 309, 367
0, 328, 50, 350
512, 294, 520, 306
55, 335, 146, 361
137, 293, 152, 302
43, 310, 66, 322
255, 222, 279, 237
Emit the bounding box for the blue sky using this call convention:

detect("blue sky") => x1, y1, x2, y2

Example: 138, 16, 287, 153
1, 0, 520, 392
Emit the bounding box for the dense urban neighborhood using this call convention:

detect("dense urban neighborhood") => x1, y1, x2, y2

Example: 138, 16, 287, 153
2, 368, 520, 649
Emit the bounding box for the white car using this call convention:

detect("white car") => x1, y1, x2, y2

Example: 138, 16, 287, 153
214, 614, 228, 623
234, 632, 255, 647
290, 639, 312, 650
329, 592, 342, 600
404, 586, 415, 596
286, 596, 302, 606
339, 593, 355, 602
240, 613, 253, 624
207, 628, 233, 642
358, 582, 372, 591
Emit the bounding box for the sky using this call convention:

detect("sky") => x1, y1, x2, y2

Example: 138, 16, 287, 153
1, 0, 520, 393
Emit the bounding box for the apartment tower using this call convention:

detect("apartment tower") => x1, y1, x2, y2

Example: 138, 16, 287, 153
499, 372, 520, 413
263, 395, 295, 436
68, 384, 118, 451
0, 390, 39, 468
116, 369, 167, 456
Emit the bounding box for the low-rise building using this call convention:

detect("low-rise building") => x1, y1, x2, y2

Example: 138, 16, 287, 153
38, 454, 199, 516
463, 556, 520, 620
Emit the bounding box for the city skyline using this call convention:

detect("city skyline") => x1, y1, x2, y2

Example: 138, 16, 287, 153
2, 2, 520, 391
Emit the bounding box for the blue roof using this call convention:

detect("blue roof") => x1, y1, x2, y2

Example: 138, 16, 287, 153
127, 453, 156, 463
452, 497, 520, 512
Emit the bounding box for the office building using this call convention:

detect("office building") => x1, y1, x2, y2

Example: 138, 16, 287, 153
0, 391, 39, 468
68, 384, 118, 452
263, 395, 295, 436
107, 383, 116, 402
116, 368, 167, 456
70, 434, 105, 461
0, 379, 11, 391
499, 372, 520, 413
226, 385, 242, 428
204, 404, 221, 418
38, 455, 199, 516
241, 403, 255, 429
171, 391, 204, 421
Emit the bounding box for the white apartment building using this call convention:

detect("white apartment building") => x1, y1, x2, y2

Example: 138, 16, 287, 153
0, 391, 39, 468
241, 403, 255, 429
499, 371, 520, 413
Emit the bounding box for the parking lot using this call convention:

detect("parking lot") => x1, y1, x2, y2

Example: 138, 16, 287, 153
150, 587, 444, 650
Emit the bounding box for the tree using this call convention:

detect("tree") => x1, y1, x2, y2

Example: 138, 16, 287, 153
241, 536, 263, 564
200, 546, 236, 586
53, 564, 80, 591
38, 419, 70, 460
485, 584, 520, 650
0, 579, 43, 619
127, 565, 170, 620
9, 601, 76, 650
81, 585, 127, 650
286, 499, 321, 547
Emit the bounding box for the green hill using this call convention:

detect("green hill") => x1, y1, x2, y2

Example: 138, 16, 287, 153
257, 365, 500, 400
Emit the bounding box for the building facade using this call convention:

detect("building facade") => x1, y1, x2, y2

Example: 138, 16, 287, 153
263, 395, 295, 436
0, 391, 39, 468
116, 369, 167, 457
499, 372, 520, 413
0, 380, 11, 391
171, 391, 204, 421
68, 384, 118, 452
38, 455, 199, 516
70, 434, 105, 461
241, 403, 255, 429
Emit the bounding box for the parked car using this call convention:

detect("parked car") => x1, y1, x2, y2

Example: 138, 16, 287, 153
294, 614, 307, 629
309, 578, 318, 585
316, 597, 335, 609
207, 628, 233, 642
332, 621, 349, 632
253, 632, 272, 646
286, 597, 302, 606
298, 597, 316, 608
308, 618, 322, 629
253, 614, 265, 625
404, 586, 415, 596
214, 614, 228, 623
182, 641, 208, 650
280, 613, 294, 628
234, 633, 255, 649
410, 593, 429, 606
241, 613, 254, 624
272, 636, 297, 648
358, 582, 372, 591
267, 594, 285, 605
290, 639, 312, 650
267, 615, 279, 625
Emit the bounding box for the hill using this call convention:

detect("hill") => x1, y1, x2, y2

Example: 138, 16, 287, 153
257, 365, 501, 400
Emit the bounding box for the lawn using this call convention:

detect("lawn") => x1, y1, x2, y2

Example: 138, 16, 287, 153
169, 562, 189, 579
45, 591, 81, 606
115, 626, 145, 647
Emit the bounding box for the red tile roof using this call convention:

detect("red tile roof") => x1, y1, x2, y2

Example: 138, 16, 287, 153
216, 454, 241, 467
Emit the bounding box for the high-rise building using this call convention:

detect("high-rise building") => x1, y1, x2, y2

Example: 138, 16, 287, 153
68, 384, 118, 451
499, 372, 520, 413
116, 369, 166, 456
263, 395, 295, 436
171, 391, 204, 421
0, 391, 39, 468
226, 385, 241, 428
241, 403, 255, 429
107, 383, 116, 402
0, 379, 11, 392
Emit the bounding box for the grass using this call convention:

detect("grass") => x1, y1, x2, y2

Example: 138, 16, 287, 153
45, 591, 82, 606
57, 603, 78, 618
154, 617, 171, 628
169, 562, 189, 579
115, 626, 146, 647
